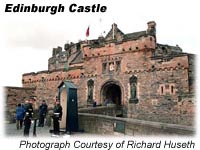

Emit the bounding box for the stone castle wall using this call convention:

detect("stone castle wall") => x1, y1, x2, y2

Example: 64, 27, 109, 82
21, 45, 194, 125
4, 86, 36, 122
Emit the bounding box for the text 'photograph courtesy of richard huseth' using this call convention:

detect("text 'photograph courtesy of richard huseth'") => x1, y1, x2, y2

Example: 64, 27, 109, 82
19, 140, 195, 150
4, 3, 107, 15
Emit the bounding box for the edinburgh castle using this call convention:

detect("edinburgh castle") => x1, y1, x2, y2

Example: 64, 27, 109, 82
5, 21, 195, 132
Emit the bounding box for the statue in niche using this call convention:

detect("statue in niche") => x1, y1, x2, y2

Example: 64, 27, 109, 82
87, 79, 94, 103
130, 82, 136, 99
129, 75, 138, 104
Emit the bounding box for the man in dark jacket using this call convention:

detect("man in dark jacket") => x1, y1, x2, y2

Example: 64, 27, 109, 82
23, 99, 33, 136
38, 100, 48, 127
16, 103, 25, 129
52, 98, 62, 135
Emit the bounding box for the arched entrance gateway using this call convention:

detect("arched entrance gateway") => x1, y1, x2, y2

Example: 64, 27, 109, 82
100, 80, 123, 106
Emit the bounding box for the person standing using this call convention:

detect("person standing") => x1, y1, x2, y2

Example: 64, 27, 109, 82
52, 98, 62, 135
31, 97, 39, 136
23, 98, 33, 136
38, 100, 48, 127
16, 103, 25, 130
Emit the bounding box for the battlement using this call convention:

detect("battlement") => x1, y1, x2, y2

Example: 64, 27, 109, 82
22, 21, 192, 79
48, 21, 158, 72
83, 35, 156, 59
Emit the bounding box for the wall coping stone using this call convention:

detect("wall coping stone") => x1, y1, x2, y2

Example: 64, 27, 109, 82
78, 113, 194, 132
5, 86, 36, 90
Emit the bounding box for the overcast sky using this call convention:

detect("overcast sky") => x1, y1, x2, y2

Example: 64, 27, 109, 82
0, 0, 199, 87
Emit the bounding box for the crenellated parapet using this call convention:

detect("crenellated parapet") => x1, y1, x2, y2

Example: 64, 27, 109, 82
48, 42, 83, 71
82, 36, 156, 59
48, 21, 158, 72
82, 22, 157, 59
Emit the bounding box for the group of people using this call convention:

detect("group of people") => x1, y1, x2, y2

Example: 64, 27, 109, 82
15, 98, 48, 136
15, 97, 63, 136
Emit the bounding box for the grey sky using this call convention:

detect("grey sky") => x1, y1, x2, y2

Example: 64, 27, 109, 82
0, 0, 199, 87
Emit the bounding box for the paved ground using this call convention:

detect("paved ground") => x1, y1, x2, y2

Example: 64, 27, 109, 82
4, 122, 89, 137
5, 122, 52, 137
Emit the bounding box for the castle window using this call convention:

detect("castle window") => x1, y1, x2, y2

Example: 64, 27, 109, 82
102, 63, 107, 74
161, 86, 164, 94
41, 77, 45, 82
116, 61, 121, 72
171, 85, 174, 94
68, 49, 71, 56
76, 43, 80, 51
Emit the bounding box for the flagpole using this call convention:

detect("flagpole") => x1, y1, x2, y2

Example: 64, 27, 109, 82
99, 18, 102, 37
112, 17, 115, 40
112, 23, 114, 39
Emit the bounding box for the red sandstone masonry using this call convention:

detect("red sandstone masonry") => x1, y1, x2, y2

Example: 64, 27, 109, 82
5, 86, 36, 122
82, 36, 156, 58
21, 49, 193, 125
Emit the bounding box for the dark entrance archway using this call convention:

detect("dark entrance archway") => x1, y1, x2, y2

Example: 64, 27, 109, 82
101, 81, 122, 106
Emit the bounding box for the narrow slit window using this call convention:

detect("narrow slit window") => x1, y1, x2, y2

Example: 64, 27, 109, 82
116, 61, 121, 72
171, 85, 174, 94
102, 63, 107, 74
161, 86, 164, 94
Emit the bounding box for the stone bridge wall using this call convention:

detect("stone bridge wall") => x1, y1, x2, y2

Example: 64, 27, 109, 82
78, 113, 194, 136
78, 105, 118, 116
